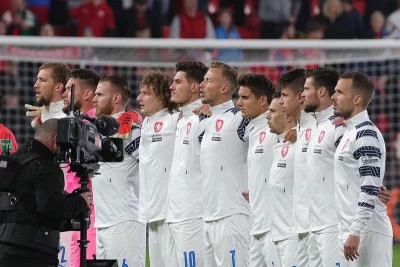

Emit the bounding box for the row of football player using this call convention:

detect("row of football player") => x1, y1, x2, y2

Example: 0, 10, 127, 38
28, 61, 392, 267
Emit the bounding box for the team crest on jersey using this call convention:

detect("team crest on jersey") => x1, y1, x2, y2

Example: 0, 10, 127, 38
215, 119, 224, 132
154, 122, 163, 133
186, 123, 192, 135
259, 131, 266, 144
341, 138, 350, 151
318, 130, 326, 143
305, 128, 312, 141
281, 145, 289, 158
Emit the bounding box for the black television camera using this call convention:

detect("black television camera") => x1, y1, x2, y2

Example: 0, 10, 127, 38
56, 113, 124, 176
55, 84, 122, 267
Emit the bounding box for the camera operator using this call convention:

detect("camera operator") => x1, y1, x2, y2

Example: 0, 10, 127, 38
0, 119, 92, 267
61, 69, 100, 267
92, 76, 145, 266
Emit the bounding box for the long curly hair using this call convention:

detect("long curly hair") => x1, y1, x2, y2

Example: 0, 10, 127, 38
140, 70, 178, 112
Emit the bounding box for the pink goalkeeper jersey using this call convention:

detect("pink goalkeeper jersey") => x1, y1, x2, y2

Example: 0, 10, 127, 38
65, 108, 96, 194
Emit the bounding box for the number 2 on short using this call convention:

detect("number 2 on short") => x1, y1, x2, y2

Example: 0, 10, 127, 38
59, 246, 67, 263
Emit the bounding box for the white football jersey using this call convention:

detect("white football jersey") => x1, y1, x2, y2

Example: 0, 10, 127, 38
166, 99, 207, 223
93, 111, 141, 228
138, 109, 178, 224
41, 100, 67, 122
307, 105, 345, 232
269, 133, 297, 242
247, 113, 277, 235
201, 100, 252, 221
293, 111, 316, 234
334, 110, 392, 240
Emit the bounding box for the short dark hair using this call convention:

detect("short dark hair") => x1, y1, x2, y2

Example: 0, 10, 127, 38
99, 75, 131, 104
140, 70, 177, 112
238, 73, 275, 104
70, 69, 101, 92
278, 68, 306, 94
339, 71, 375, 108
305, 67, 340, 96
39, 62, 71, 87
272, 90, 281, 100
209, 61, 238, 91
176, 61, 208, 84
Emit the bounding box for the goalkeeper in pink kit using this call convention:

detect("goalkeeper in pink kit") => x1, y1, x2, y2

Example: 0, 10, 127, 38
61, 69, 101, 267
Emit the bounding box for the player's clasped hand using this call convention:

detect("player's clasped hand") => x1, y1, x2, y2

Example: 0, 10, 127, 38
192, 104, 212, 116
80, 191, 93, 208
283, 128, 297, 143
332, 116, 346, 127
344, 234, 360, 261
378, 186, 391, 204
242, 192, 249, 203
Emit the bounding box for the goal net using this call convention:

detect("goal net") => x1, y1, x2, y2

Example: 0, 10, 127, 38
0, 36, 399, 239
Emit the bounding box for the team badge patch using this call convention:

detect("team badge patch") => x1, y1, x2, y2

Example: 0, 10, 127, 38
305, 128, 312, 141
281, 145, 289, 158
215, 119, 224, 132
342, 138, 350, 151
186, 123, 192, 135
259, 131, 266, 144
318, 130, 325, 143
154, 122, 163, 133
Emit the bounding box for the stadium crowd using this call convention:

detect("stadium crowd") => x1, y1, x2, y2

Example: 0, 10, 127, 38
0, 0, 400, 40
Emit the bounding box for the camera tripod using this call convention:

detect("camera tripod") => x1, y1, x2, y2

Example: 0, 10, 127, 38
71, 164, 96, 267
70, 163, 118, 267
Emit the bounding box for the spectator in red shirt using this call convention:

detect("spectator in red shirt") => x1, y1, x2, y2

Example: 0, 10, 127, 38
2, 0, 39, 36
70, 0, 115, 37
169, 0, 215, 38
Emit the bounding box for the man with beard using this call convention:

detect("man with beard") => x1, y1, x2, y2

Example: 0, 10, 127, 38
61, 69, 100, 117
301, 67, 392, 267
332, 72, 393, 267
26, 63, 71, 127
91, 75, 145, 266
301, 67, 347, 266
166, 61, 208, 267
61, 69, 100, 267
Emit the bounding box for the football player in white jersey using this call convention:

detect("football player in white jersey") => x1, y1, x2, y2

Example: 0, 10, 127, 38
278, 68, 317, 266
331, 71, 393, 267
137, 71, 179, 267
267, 92, 297, 267
199, 61, 252, 267
301, 67, 347, 266
236, 73, 281, 267
166, 61, 209, 267
92, 75, 145, 266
